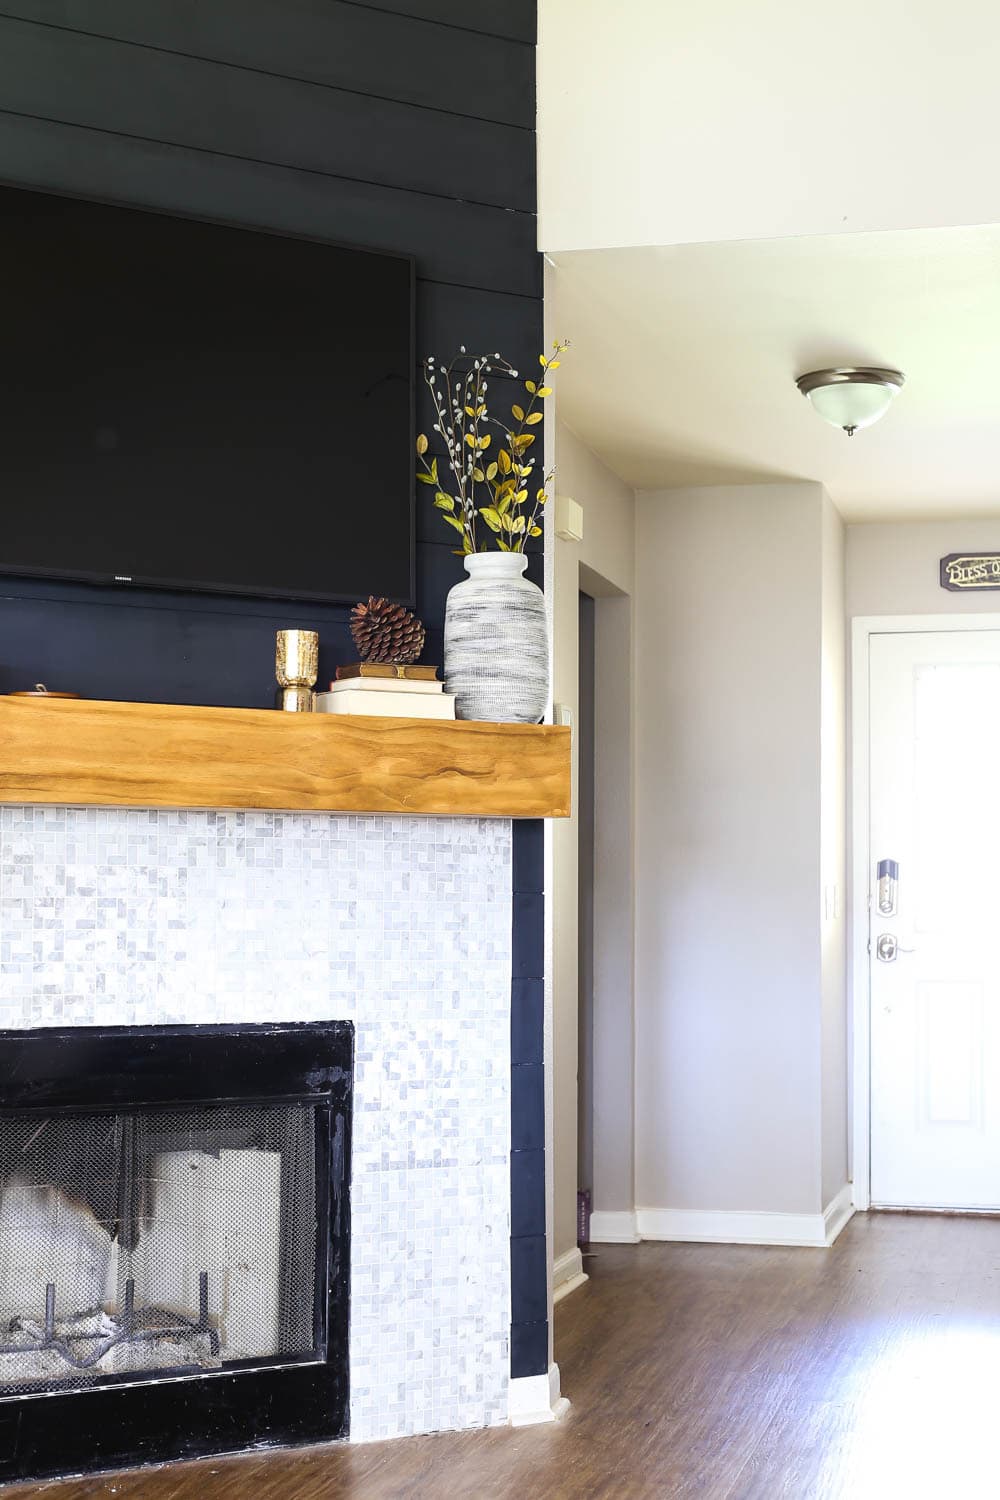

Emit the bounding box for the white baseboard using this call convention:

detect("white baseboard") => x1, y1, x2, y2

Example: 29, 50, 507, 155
553, 1246, 588, 1303
588, 1209, 639, 1244
637, 1185, 856, 1249
508, 1362, 571, 1427
823, 1183, 856, 1245
585, 1190, 856, 1251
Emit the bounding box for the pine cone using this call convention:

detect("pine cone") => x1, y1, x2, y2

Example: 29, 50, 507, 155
350, 598, 426, 664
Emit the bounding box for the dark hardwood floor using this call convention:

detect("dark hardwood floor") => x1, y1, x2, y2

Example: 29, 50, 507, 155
11, 1211, 1000, 1499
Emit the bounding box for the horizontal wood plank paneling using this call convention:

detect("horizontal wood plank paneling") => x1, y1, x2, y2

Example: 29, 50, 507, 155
353, 0, 535, 43
0, 698, 570, 818
415, 281, 541, 370
0, 592, 354, 706
0, 18, 534, 210
0, 113, 541, 296
0, 1, 534, 127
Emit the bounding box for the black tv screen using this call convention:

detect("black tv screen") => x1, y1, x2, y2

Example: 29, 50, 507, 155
0, 185, 414, 604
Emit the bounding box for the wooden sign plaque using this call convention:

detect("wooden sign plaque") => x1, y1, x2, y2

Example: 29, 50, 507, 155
940, 553, 1000, 591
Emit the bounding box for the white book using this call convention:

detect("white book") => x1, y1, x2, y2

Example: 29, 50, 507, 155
316, 689, 455, 720
326, 676, 443, 695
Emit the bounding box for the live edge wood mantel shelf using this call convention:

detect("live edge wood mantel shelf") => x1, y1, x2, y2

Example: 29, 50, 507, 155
0, 698, 571, 819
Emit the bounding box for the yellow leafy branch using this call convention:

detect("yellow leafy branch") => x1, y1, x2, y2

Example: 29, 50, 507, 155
415, 340, 569, 554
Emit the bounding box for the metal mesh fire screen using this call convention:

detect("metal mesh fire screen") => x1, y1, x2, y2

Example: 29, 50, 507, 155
0, 1102, 320, 1399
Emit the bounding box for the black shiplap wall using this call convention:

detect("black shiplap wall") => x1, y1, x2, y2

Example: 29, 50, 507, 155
0, 0, 548, 1380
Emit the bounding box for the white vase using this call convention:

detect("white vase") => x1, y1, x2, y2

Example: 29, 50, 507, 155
444, 553, 549, 722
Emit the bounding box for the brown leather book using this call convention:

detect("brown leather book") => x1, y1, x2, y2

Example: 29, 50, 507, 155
334, 663, 440, 682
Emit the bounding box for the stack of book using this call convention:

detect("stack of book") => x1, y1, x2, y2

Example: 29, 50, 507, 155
314, 664, 455, 720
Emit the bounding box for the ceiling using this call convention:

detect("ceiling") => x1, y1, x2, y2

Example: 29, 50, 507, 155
549, 226, 1000, 521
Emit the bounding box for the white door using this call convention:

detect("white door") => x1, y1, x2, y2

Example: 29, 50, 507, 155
869, 629, 1000, 1209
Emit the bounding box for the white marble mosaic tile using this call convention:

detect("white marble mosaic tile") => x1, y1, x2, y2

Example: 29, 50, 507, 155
0, 806, 513, 1441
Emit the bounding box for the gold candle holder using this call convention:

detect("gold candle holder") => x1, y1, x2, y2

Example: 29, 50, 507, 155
275, 629, 319, 712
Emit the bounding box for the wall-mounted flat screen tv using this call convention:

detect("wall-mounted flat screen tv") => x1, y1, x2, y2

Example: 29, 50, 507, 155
0, 185, 414, 604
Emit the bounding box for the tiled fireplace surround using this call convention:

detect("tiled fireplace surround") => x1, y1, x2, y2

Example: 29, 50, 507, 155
0, 805, 515, 1442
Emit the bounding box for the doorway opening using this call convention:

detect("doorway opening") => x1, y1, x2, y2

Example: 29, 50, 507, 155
853, 615, 1000, 1213
572, 572, 635, 1259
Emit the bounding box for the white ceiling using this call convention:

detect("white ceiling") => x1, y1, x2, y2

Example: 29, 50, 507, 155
549, 227, 1000, 521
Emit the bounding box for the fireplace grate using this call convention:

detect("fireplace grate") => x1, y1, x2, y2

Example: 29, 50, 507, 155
0, 1269, 220, 1376
0, 1101, 320, 1399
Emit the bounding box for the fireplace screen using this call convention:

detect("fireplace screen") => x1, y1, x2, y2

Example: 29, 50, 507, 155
0, 1102, 320, 1398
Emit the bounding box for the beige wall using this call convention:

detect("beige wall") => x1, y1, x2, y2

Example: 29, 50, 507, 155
550, 420, 636, 1265
634, 483, 845, 1217
538, 0, 1000, 253
821, 496, 848, 1206
549, 450, 1000, 1245
847, 520, 1000, 618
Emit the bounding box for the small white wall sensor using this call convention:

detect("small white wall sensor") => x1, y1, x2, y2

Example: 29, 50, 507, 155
555, 495, 584, 543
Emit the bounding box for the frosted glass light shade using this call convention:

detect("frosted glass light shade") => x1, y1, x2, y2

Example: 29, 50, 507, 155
796, 367, 904, 436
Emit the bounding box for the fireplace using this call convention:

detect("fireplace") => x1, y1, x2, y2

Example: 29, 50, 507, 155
0, 1020, 352, 1484
1, 805, 513, 1449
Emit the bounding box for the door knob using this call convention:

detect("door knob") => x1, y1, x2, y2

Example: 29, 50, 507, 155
875, 933, 916, 962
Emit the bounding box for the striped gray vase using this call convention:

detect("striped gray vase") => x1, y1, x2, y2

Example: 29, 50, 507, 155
444, 553, 549, 722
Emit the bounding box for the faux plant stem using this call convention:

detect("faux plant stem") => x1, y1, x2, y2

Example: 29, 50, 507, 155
415, 342, 568, 555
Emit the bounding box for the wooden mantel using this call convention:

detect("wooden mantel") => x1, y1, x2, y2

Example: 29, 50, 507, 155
0, 697, 571, 819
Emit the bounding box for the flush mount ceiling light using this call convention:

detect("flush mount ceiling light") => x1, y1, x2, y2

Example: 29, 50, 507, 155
795, 367, 905, 436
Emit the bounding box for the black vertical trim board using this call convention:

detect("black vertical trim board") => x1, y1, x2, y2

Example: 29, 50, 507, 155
510, 1320, 548, 1382
511, 978, 544, 1066
510, 819, 548, 1378
0, 0, 548, 1394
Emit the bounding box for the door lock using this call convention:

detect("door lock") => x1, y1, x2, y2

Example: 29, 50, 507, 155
877, 858, 899, 917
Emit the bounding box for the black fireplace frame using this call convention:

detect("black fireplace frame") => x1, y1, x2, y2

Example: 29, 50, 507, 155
0, 1020, 353, 1485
